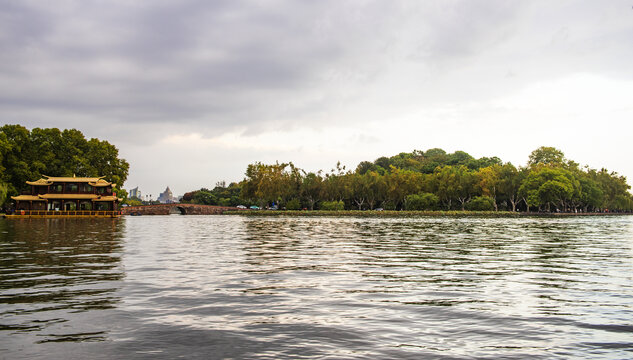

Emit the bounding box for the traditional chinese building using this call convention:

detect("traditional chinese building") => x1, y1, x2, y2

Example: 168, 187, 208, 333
8, 175, 122, 218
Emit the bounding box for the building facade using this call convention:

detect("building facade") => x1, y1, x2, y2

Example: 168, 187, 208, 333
129, 186, 142, 199
157, 186, 176, 203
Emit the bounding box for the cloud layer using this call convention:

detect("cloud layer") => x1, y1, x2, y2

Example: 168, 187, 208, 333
2, 1, 632, 195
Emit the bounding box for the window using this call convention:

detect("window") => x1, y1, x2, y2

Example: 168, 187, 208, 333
51, 184, 63, 193
65, 183, 78, 193
64, 202, 77, 211
49, 201, 61, 211
79, 201, 92, 210
80, 184, 93, 193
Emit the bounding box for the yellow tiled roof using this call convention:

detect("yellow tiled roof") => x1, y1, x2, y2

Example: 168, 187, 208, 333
93, 196, 121, 202
39, 194, 99, 200
25, 175, 113, 187
11, 195, 46, 201
25, 179, 52, 186
45, 176, 105, 182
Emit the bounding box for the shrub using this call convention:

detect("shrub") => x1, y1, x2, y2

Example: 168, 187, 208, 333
466, 196, 495, 211
320, 200, 344, 210
405, 193, 440, 210
218, 198, 232, 207
286, 198, 301, 210
124, 198, 143, 206
193, 190, 217, 205
382, 201, 396, 210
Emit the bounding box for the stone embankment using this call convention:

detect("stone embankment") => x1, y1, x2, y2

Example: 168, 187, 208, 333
122, 204, 239, 215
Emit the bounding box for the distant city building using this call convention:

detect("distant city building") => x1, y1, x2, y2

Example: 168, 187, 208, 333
129, 186, 142, 199
158, 186, 176, 203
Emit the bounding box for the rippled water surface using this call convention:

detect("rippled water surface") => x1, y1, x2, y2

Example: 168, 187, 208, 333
1, 215, 632, 359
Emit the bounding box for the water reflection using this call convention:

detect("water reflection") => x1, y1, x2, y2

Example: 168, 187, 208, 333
0, 219, 124, 343
238, 216, 633, 358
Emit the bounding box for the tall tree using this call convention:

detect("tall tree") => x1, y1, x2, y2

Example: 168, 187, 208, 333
528, 146, 566, 167
301, 172, 324, 210
519, 166, 578, 212
497, 163, 524, 212
476, 165, 501, 211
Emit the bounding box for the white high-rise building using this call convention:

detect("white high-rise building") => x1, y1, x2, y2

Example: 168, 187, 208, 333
158, 186, 176, 203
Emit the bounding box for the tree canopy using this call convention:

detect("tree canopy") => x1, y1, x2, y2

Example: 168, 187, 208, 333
226, 147, 632, 212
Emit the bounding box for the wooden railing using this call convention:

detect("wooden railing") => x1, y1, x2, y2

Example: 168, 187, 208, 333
11, 210, 121, 217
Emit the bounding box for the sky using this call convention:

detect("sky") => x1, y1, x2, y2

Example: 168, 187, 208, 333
2, 0, 633, 198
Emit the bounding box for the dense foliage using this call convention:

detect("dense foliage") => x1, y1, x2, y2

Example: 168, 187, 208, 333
234, 147, 632, 212
0, 125, 129, 207
180, 181, 242, 207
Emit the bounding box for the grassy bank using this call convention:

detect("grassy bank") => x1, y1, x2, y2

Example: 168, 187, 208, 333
222, 210, 629, 217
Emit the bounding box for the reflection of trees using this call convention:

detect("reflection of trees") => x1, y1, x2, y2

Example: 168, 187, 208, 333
242, 218, 306, 273
0, 219, 125, 334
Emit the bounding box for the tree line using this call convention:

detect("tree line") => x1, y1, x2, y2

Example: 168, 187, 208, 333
0, 125, 129, 207
2, 125, 630, 213
185, 146, 632, 212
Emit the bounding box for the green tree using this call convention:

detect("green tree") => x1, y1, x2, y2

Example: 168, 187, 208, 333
286, 198, 302, 210
466, 196, 495, 211
320, 200, 344, 210
350, 173, 367, 210
0, 182, 8, 209
577, 175, 603, 212
497, 163, 525, 212
365, 171, 387, 210
355, 161, 375, 175
323, 162, 351, 204
528, 146, 566, 167
405, 193, 439, 210
447, 151, 474, 166
592, 168, 632, 211
125, 198, 143, 206
475, 165, 501, 211
301, 172, 324, 210
433, 165, 476, 210
386, 167, 422, 210
193, 190, 217, 205
519, 166, 578, 212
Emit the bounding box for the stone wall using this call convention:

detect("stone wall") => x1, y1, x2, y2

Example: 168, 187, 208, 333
122, 204, 238, 215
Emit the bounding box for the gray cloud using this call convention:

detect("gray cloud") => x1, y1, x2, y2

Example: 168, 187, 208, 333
1, 0, 632, 145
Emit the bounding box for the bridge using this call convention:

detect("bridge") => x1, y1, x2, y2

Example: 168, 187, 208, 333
121, 203, 240, 215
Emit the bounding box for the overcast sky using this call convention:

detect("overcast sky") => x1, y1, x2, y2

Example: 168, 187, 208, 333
2, 0, 632, 197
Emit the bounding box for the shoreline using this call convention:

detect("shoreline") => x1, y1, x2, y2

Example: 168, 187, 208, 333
221, 210, 632, 217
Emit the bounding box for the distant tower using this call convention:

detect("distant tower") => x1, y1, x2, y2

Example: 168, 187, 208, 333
158, 186, 175, 203
129, 186, 141, 199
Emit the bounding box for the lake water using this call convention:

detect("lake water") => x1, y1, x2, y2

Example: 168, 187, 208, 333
1, 215, 632, 359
